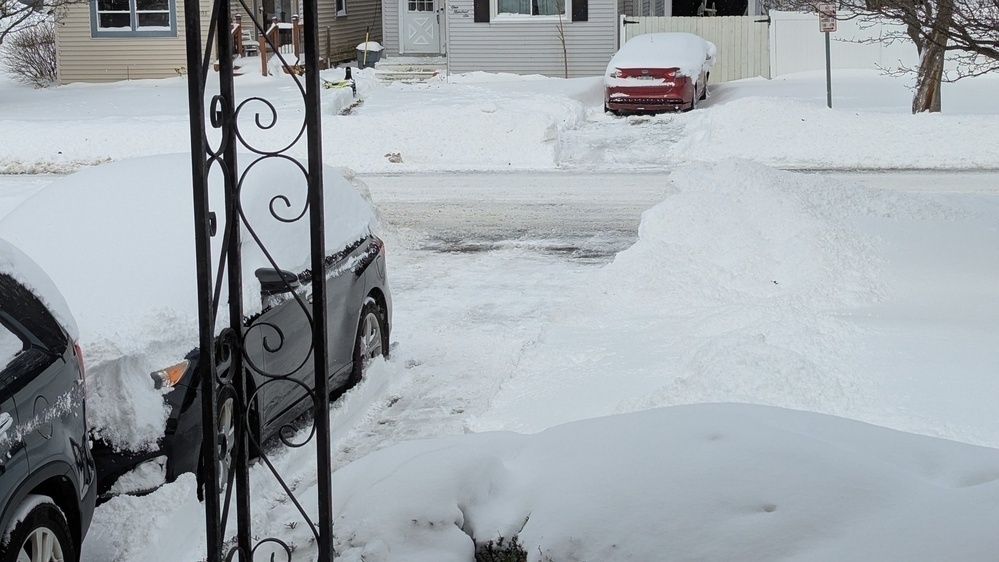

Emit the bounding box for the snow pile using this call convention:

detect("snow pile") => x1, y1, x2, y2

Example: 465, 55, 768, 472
675, 94, 999, 169
328, 404, 999, 561
3, 68, 999, 174
322, 80, 588, 171
472, 161, 971, 435
0, 154, 377, 450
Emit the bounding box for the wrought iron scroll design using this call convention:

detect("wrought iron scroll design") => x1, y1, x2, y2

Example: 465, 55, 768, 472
184, 0, 333, 558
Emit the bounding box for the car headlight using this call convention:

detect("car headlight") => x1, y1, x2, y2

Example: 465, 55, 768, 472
150, 360, 191, 390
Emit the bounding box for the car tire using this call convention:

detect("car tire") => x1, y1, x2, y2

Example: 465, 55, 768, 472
347, 299, 389, 386
216, 391, 237, 497
196, 389, 242, 502
0, 496, 76, 562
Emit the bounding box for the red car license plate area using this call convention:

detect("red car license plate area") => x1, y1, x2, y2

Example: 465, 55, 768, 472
605, 70, 693, 112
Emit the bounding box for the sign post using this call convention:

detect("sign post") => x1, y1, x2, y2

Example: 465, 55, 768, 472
817, 3, 836, 108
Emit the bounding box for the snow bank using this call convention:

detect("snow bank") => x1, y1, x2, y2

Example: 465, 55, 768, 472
330, 404, 999, 561
0, 154, 377, 450
472, 161, 969, 435
676, 95, 999, 169
322, 80, 588, 171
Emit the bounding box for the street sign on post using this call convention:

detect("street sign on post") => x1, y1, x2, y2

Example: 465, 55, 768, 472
817, 2, 836, 108
817, 3, 837, 32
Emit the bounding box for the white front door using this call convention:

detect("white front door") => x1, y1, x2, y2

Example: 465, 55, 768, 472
401, 0, 442, 54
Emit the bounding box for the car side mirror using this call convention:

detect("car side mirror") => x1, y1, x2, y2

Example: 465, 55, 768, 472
255, 268, 300, 296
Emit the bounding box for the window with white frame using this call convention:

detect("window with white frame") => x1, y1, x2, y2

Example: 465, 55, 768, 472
336, 0, 346, 17
496, 0, 564, 16
91, 0, 176, 37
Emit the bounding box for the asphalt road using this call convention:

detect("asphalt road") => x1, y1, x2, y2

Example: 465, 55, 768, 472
358, 169, 999, 260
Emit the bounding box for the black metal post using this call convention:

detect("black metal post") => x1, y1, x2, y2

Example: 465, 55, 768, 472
188, 0, 333, 557
183, 0, 222, 560
213, 2, 255, 557
301, 0, 335, 556
825, 31, 832, 109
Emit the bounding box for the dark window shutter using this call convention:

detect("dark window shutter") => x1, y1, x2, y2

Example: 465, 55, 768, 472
474, 0, 490, 22
571, 0, 587, 20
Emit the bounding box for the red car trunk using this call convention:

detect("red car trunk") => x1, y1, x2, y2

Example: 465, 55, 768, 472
605, 67, 699, 113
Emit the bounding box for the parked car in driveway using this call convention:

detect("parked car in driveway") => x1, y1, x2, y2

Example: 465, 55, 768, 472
0, 154, 391, 499
0, 237, 96, 561
604, 32, 717, 114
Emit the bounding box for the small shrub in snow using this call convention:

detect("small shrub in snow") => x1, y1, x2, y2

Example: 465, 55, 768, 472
475, 536, 528, 562
2, 22, 57, 87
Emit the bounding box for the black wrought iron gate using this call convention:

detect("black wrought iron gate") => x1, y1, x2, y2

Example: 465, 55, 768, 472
183, 0, 334, 557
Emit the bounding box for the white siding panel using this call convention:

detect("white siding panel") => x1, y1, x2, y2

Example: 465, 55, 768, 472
623, 16, 769, 81
446, 0, 617, 77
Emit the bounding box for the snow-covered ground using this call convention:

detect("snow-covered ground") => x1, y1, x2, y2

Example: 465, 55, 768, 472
1, 65, 998, 560
3, 67, 999, 174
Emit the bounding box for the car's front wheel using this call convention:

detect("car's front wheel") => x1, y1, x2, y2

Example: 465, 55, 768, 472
348, 299, 389, 386
0, 496, 75, 562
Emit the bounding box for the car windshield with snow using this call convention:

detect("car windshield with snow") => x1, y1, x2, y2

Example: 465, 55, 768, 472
604, 32, 717, 114
0, 237, 96, 561
0, 154, 391, 499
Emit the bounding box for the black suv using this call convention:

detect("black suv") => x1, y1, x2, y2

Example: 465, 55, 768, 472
0, 241, 96, 562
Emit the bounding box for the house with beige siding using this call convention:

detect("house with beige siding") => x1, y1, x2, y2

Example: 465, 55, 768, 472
381, 0, 619, 77
55, 0, 383, 83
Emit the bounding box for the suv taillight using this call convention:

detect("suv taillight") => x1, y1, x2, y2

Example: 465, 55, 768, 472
73, 342, 86, 388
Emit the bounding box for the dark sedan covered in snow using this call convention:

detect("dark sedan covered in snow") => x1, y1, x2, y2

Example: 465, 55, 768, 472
0, 154, 391, 499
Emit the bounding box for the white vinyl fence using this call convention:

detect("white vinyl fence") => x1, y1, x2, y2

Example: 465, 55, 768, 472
621, 16, 771, 82
769, 11, 918, 76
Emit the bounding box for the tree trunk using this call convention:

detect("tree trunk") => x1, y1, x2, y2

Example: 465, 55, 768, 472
911, 0, 953, 114
912, 43, 945, 113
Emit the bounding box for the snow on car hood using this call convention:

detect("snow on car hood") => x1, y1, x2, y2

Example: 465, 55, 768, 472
0, 154, 378, 450
604, 32, 717, 85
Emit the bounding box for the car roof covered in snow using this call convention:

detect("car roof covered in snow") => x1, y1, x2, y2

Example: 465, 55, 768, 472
605, 32, 717, 78
0, 237, 78, 339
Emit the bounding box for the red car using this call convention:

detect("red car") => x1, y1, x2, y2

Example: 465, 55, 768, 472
604, 32, 717, 114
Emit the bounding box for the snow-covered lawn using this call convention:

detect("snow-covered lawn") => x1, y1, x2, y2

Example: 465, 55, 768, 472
1, 66, 998, 560
2, 67, 999, 174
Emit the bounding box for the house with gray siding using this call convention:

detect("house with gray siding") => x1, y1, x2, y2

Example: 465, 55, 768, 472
381, 0, 620, 77
55, 0, 382, 83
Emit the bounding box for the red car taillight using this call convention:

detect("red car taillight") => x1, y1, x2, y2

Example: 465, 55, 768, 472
73, 341, 86, 390
612, 69, 627, 78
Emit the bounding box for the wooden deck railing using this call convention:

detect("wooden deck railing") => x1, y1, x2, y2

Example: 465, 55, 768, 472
257, 16, 304, 76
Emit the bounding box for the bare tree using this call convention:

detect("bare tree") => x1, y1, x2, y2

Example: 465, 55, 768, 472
766, 0, 999, 113
1, 0, 84, 45
556, 0, 568, 78
1, 19, 56, 86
